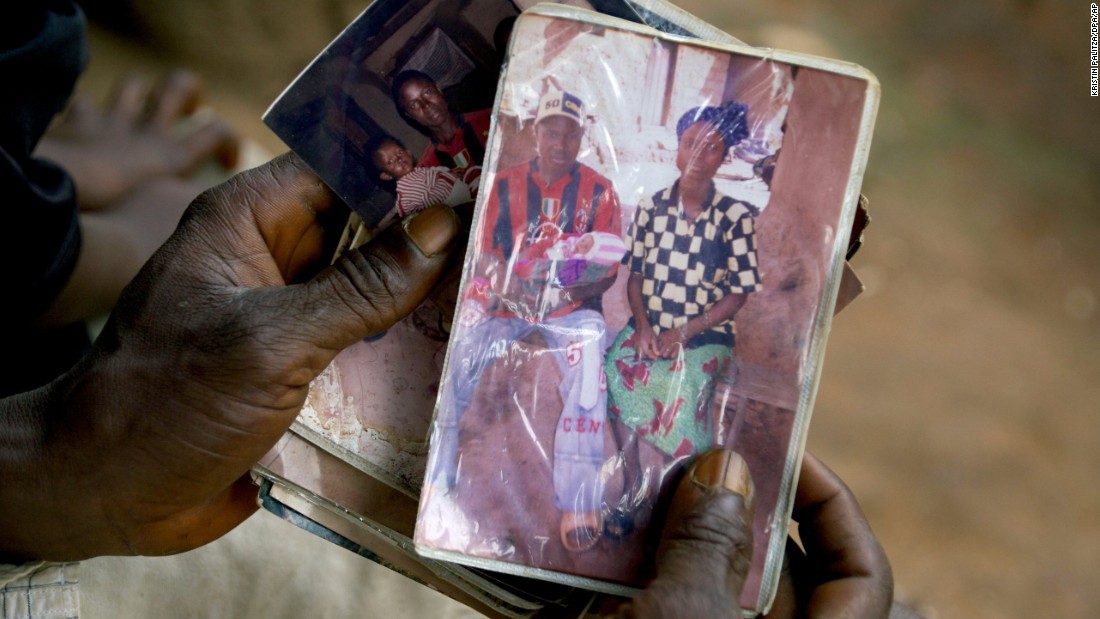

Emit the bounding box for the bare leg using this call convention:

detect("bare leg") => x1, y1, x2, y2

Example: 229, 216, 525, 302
35, 70, 239, 211
37, 178, 204, 326
32, 71, 240, 326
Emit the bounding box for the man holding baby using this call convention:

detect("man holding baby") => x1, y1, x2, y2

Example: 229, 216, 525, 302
428, 89, 622, 553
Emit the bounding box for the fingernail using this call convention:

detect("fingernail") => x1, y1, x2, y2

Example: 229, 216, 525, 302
403, 204, 458, 257
692, 450, 754, 507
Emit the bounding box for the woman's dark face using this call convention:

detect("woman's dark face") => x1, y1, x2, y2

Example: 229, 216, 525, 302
676, 121, 727, 183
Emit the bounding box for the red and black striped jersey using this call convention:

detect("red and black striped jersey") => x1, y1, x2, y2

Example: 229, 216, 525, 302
416, 109, 491, 172
478, 158, 622, 318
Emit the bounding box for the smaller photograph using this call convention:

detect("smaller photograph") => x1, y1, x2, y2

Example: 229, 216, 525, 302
263, 0, 645, 233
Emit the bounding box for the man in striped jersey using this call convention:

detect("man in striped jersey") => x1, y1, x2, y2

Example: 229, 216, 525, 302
431, 90, 622, 552
391, 70, 490, 174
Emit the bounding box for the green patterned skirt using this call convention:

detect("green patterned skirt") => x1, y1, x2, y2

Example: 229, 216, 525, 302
604, 324, 731, 457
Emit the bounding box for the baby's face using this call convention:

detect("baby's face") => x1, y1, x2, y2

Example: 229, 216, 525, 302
575, 234, 595, 255
373, 141, 414, 179
676, 121, 726, 183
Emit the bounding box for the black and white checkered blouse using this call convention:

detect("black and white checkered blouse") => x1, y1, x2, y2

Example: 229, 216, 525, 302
626, 182, 762, 345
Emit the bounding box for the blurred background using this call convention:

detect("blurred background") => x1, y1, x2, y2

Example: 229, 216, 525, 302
75, 0, 1099, 617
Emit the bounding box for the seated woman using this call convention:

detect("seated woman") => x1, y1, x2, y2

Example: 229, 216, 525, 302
603, 101, 762, 537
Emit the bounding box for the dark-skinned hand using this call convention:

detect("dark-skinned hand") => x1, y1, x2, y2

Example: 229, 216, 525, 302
614, 450, 900, 618
0, 153, 460, 562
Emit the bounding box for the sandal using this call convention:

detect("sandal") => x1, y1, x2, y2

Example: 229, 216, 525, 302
603, 508, 636, 542
604, 495, 655, 542
560, 511, 602, 553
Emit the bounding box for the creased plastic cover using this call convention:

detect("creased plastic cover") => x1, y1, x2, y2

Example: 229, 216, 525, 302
416, 4, 878, 615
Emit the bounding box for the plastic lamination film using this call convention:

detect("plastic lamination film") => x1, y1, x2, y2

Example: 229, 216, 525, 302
415, 5, 878, 615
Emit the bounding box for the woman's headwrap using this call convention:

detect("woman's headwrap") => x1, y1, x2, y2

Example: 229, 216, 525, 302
675, 101, 750, 151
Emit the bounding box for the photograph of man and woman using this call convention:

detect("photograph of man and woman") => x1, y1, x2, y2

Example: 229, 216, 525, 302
414, 9, 873, 606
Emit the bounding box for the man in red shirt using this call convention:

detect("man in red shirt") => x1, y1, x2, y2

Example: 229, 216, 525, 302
391, 70, 490, 173
430, 90, 622, 552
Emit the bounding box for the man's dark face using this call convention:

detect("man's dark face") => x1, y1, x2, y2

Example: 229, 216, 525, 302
535, 116, 583, 172
398, 77, 450, 129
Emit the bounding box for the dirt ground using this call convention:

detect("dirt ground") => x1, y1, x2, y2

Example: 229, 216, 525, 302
78, 1, 1099, 617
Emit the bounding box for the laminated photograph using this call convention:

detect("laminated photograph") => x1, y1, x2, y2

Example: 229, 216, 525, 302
414, 4, 879, 615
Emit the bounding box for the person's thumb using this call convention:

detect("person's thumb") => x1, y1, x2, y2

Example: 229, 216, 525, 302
615, 449, 755, 618
255, 203, 461, 374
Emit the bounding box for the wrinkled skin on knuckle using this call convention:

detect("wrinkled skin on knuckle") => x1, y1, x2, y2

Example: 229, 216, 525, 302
328, 244, 418, 333
172, 293, 313, 417
634, 492, 752, 618
664, 491, 752, 567
219, 163, 275, 208
96, 271, 278, 431
177, 176, 247, 234
217, 158, 334, 285
224, 288, 333, 397
234, 153, 331, 222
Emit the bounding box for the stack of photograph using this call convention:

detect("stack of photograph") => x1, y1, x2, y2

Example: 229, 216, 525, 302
253, 1, 878, 617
